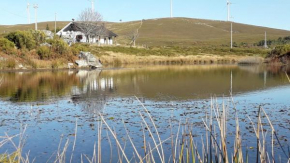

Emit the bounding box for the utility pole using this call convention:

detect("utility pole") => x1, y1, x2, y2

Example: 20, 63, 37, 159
33, 4, 38, 30
231, 22, 233, 49
55, 13, 57, 34
264, 31, 268, 48
170, 0, 173, 18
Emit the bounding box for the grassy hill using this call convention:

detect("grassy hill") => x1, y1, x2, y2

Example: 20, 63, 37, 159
106, 17, 290, 46
1, 17, 290, 47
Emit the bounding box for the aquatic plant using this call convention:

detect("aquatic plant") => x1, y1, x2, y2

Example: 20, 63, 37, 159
0, 97, 289, 163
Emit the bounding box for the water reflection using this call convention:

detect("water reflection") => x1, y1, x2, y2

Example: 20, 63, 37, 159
0, 71, 80, 102
0, 65, 289, 102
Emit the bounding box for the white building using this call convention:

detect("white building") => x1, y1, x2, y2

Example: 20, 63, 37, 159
57, 21, 117, 45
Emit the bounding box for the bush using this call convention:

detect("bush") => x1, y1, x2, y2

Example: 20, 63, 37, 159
0, 38, 15, 54
5, 31, 35, 50
31, 30, 46, 46
47, 38, 69, 55
270, 44, 290, 57
37, 46, 51, 59
71, 43, 89, 55
5, 30, 45, 50
6, 58, 16, 68
51, 60, 60, 69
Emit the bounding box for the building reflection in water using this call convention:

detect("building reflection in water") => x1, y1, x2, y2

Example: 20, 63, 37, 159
71, 70, 115, 114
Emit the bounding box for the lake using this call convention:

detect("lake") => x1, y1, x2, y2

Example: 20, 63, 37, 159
0, 65, 289, 163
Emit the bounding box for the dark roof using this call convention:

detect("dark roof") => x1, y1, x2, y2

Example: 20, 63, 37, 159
63, 22, 117, 37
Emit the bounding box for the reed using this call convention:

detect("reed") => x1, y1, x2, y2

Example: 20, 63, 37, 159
286, 72, 290, 83
0, 97, 289, 163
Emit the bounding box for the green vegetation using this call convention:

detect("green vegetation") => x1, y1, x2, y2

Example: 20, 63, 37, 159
6, 58, 16, 68
46, 24, 50, 30
46, 38, 69, 55
4, 30, 45, 50
269, 44, 290, 57
106, 18, 290, 46
71, 43, 90, 55
92, 45, 270, 57
0, 38, 15, 54
0, 17, 290, 69
257, 36, 290, 47
37, 46, 51, 59
0, 30, 90, 69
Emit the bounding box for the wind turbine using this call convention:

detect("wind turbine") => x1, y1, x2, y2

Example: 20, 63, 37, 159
33, 4, 38, 30
27, 1, 30, 24
88, 0, 95, 12
227, 0, 231, 21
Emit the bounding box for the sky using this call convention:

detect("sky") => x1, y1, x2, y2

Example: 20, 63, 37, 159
0, 0, 289, 30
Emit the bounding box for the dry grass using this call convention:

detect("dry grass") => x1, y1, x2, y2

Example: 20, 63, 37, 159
286, 72, 290, 83
98, 51, 263, 66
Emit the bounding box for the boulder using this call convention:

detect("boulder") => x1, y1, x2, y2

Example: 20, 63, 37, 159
76, 51, 102, 68
75, 60, 89, 68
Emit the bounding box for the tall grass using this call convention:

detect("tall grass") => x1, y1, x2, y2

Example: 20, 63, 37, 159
286, 72, 290, 83
0, 97, 289, 163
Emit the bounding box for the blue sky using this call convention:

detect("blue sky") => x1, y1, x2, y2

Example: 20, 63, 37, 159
0, 0, 289, 30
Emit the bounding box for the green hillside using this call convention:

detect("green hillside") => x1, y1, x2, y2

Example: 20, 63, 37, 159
107, 18, 290, 46
1, 17, 290, 47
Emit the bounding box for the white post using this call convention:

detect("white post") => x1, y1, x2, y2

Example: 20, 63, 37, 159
231, 22, 233, 49
55, 13, 57, 34
264, 31, 268, 48
33, 4, 38, 30
170, 0, 173, 18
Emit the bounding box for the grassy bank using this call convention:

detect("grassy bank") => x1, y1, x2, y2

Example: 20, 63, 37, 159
0, 43, 267, 70
90, 46, 266, 66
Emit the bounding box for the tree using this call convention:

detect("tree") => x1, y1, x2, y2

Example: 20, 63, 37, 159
46, 24, 50, 30
78, 8, 104, 43
128, 20, 143, 47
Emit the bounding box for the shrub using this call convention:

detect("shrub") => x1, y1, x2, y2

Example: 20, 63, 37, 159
0, 38, 15, 54
269, 44, 290, 57
51, 60, 60, 69
31, 30, 46, 46
37, 46, 51, 59
6, 58, 16, 68
70, 43, 89, 55
5, 30, 45, 50
47, 38, 69, 55
5, 31, 35, 50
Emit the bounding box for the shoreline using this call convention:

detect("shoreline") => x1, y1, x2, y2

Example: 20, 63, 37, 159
0, 53, 265, 71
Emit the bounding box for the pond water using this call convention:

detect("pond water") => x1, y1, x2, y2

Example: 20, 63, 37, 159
0, 65, 289, 162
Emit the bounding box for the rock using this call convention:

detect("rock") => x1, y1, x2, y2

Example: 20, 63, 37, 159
41, 30, 54, 39
18, 64, 26, 69
75, 51, 102, 68
40, 42, 52, 47
67, 63, 74, 69
75, 60, 89, 68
